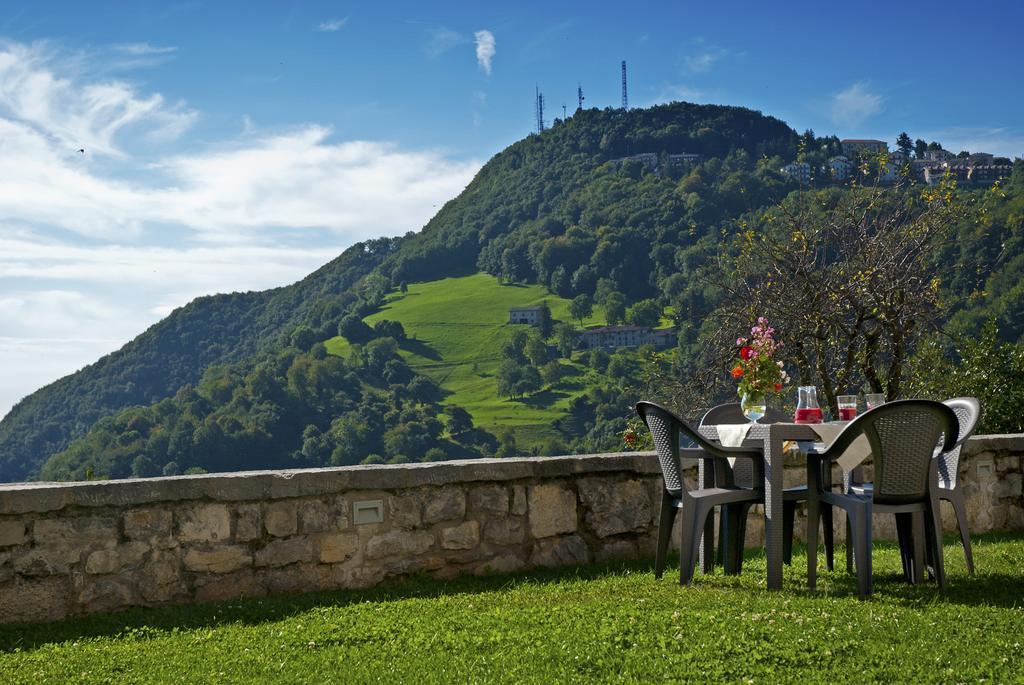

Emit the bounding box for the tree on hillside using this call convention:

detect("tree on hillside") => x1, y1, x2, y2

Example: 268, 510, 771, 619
497, 360, 542, 400
526, 334, 549, 367
570, 294, 593, 327
373, 319, 406, 341
445, 406, 474, 436
290, 325, 318, 352
626, 299, 662, 327
338, 314, 373, 343
399, 281, 408, 294
914, 138, 928, 158
537, 301, 553, 338
896, 132, 913, 157
604, 292, 626, 325
555, 323, 577, 358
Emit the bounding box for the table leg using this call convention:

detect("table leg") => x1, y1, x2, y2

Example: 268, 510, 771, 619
698, 459, 714, 574
765, 429, 785, 590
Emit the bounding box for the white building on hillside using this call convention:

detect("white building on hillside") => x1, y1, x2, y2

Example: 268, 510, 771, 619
508, 305, 544, 326
841, 139, 888, 157
781, 161, 811, 184
829, 155, 853, 180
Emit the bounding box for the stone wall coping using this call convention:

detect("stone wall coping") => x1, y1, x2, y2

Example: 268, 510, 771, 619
0, 452, 661, 515
1, 434, 1019, 516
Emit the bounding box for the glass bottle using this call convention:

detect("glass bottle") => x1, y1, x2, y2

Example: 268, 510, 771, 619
794, 386, 823, 424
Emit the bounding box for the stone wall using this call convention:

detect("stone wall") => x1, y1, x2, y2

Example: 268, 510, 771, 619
0, 435, 1021, 624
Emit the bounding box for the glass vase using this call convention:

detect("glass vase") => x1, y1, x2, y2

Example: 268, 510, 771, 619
741, 391, 766, 423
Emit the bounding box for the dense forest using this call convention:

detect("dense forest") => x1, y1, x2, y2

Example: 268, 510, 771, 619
3, 101, 1023, 482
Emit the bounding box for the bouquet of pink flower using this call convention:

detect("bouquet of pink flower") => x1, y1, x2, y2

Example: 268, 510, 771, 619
731, 317, 789, 400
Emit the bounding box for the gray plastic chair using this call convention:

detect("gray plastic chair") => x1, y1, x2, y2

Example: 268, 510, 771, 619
845, 397, 980, 575
700, 403, 835, 573
809, 400, 959, 597
635, 401, 764, 585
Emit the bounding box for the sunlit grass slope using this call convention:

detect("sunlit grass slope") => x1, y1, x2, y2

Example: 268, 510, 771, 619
325, 274, 608, 448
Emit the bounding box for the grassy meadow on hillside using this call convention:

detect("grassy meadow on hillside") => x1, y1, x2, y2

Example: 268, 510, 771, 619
325, 274, 613, 449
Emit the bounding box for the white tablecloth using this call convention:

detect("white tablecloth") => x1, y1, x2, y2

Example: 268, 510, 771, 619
715, 422, 871, 472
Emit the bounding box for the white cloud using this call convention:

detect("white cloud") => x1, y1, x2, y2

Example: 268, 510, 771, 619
0, 41, 197, 156
474, 30, 495, 75
316, 18, 348, 32
685, 49, 725, 73
0, 38, 484, 419
651, 84, 704, 104
830, 81, 884, 128
426, 27, 463, 57
112, 43, 177, 56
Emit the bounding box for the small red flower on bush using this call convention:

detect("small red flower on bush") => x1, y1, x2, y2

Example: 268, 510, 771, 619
731, 365, 744, 379
740, 346, 754, 361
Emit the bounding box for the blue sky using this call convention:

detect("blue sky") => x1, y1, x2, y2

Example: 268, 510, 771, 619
1, 0, 1022, 418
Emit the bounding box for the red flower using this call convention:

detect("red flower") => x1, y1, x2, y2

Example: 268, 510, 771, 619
774, 383, 782, 392
731, 365, 744, 379
740, 346, 754, 361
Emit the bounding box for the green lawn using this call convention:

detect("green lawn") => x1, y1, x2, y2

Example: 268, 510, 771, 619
324, 274, 610, 448
3, 532, 1023, 683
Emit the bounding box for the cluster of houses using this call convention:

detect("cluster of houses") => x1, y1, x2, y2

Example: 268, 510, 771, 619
508, 306, 678, 350
781, 139, 1014, 187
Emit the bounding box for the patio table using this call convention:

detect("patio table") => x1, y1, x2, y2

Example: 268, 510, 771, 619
698, 422, 830, 590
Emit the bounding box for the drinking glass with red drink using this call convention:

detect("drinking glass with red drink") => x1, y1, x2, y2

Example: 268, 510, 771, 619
837, 395, 858, 421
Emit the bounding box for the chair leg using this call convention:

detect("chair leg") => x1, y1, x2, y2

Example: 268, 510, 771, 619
822, 505, 835, 571
894, 513, 914, 583
911, 511, 926, 584
845, 516, 854, 574
850, 502, 872, 598
717, 506, 729, 568
730, 503, 751, 575
679, 497, 714, 586
949, 491, 975, 575
783, 500, 796, 565
654, 491, 676, 580
926, 494, 947, 590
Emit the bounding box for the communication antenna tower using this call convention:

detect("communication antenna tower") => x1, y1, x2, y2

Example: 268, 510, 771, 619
562, 104, 567, 119
621, 61, 628, 110
535, 85, 546, 133
577, 83, 585, 111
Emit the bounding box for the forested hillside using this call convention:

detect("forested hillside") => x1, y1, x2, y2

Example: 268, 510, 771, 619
4, 100, 1024, 482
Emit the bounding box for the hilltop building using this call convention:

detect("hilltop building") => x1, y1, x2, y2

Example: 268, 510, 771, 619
841, 139, 888, 157
780, 161, 811, 184
508, 305, 544, 326
578, 326, 677, 350
924, 149, 955, 162
829, 155, 853, 180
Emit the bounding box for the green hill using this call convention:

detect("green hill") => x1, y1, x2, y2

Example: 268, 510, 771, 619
326, 273, 608, 446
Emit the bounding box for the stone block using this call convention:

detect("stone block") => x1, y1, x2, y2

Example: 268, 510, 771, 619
366, 530, 434, 560
77, 577, 136, 614
483, 517, 525, 546
512, 486, 528, 515
13, 545, 82, 575
389, 494, 422, 529
34, 516, 118, 548
255, 537, 313, 567
264, 501, 298, 537
124, 508, 172, 541
195, 569, 265, 602
178, 504, 231, 543
423, 487, 466, 524
528, 484, 577, 538
299, 499, 336, 533
469, 486, 509, 514
0, 577, 70, 623
530, 534, 590, 568
318, 533, 358, 563
0, 520, 27, 547
441, 521, 480, 550
996, 455, 1020, 472
996, 473, 1022, 499
85, 542, 148, 575
595, 540, 637, 562
473, 554, 525, 576
577, 478, 651, 538
235, 503, 263, 542
140, 552, 187, 603
184, 545, 252, 573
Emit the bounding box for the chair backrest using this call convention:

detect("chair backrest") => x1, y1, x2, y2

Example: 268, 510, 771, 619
823, 399, 959, 504
635, 401, 744, 496
700, 403, 789, 488
937, 397, 981, 488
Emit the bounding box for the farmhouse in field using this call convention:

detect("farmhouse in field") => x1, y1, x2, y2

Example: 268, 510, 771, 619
578, 325, 677, 350
508, 305, 544, 325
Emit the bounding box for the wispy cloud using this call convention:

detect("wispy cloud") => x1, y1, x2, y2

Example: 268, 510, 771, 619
0, 41, 197, 155
830, 81, 884, 128
649, 84, 704, 105
316, 17, 348, 32
684, 49, 727, 73
112, 43, 177, 56
425, 26, 464, 57
474, 30, 495, 75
